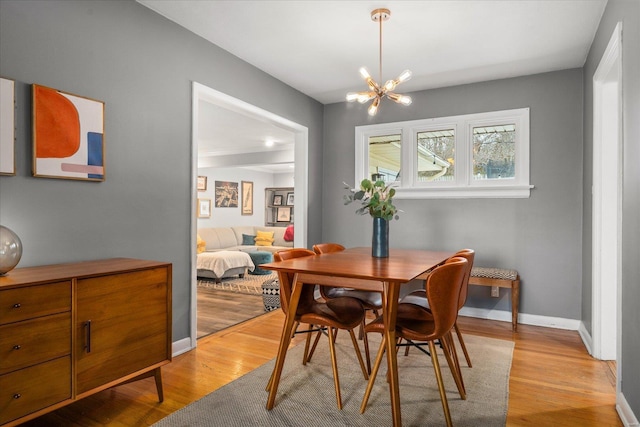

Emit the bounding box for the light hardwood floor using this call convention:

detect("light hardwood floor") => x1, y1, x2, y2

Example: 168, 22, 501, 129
20, 313, 621, 426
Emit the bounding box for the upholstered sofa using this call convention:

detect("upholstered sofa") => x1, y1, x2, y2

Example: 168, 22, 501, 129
196, 226, 294, 282
198, 226, 293, 254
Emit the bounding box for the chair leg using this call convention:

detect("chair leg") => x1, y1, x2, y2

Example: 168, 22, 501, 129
327, 326, 343, 409
454, 321, 472, 367
363, 328, 372, 374
305, 329, 323, 364
302, 324, 314, 365
347, 329, 369, 380
429, 340, 453, 427
360, 334, 387, 414
441, 332, 466, 399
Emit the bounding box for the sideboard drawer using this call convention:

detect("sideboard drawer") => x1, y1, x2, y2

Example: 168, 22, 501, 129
0, 281, 71, 325
0, 356, 71, 425
0, 312, 71, 375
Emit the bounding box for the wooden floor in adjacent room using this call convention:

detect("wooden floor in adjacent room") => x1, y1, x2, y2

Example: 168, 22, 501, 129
196, 285, 266, 338
20, 314, 622, 427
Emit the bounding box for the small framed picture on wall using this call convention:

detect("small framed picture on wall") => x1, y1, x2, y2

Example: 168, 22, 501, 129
277, 207, 291, 222
241, 181, 253, 215
197, 198, 211, 218
197, 176, 207, 191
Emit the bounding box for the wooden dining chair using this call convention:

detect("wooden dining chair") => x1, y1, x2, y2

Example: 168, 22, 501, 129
400, 249, 475, 369
268, 248, 369, 409
313, 243, 382, 373
361, 257, 468, 427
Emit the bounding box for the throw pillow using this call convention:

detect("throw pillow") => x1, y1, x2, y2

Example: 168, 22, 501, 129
197, 234, 206, 254
242, 234, 256, 245
283, 225, 294, 242
255, 230, 275, 246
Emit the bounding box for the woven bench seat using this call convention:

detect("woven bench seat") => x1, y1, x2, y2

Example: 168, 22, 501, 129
469, 267, 520, 331
261, 277, 281, 312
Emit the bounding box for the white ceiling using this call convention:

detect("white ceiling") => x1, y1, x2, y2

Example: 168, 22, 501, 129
138, 0, 606, 169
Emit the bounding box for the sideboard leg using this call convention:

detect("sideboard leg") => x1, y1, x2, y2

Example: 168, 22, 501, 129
154, 368, 164, 402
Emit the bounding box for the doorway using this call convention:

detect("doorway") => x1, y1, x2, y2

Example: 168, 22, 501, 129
189, 82, 309, 348
591, 22, 621, 369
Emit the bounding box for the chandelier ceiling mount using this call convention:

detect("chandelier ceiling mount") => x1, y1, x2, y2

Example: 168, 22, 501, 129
346, 8, 412, 116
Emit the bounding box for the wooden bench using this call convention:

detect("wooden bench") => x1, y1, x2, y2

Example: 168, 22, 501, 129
469, 267, 520, 331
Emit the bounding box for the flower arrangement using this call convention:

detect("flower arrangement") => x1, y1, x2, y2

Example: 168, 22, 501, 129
343, 179, 400, 221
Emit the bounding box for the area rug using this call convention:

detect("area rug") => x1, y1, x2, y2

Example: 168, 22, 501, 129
197, 272, 277, 296
153, 332, 513, 426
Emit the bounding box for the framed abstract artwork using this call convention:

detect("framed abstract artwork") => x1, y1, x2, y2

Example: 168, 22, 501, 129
32, 84, 105, 181
214, 180, 238, 207
0, 77, 15, 175
241, 181, 253, 215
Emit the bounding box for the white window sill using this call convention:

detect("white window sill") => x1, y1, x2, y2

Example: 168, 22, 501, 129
393, 185, 534, 199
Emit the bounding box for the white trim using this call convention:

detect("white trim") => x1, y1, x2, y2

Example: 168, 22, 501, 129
171, 337, 193, 357
458, 306, 581, 330
578, 321, 594, 356
191, 82, 309, 348
592, 22, 622, 362
617, 392, 640, 427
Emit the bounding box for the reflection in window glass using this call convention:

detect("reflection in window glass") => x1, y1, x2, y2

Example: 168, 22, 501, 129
416, 130, 455, 182
473, 125, 516, 180
369, 134, 401, 182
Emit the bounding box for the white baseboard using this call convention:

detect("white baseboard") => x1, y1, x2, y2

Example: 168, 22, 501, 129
458, 306, 580, 330
618, 392, 640, 426
172, 337, 193, 357
578, 321, 594, 355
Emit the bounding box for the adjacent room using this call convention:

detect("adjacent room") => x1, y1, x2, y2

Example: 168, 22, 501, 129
0, 1, 638, 426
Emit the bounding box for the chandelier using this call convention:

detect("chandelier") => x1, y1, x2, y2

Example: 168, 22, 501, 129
346, 8, 412, 116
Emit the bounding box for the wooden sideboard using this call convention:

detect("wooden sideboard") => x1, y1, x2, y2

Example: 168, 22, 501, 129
0, 258, 172, 427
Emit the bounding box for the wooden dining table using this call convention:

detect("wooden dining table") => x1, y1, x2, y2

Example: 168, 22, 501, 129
261, 246, 455, 426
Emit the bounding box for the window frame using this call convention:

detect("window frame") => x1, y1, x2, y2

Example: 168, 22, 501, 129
354, 108, 532, 199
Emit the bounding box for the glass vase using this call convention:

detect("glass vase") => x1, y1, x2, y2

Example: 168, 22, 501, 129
372, 217, 389, 258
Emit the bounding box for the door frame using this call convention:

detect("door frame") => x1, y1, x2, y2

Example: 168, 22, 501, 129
189, 82, 309, 348
591, 22, 622, 368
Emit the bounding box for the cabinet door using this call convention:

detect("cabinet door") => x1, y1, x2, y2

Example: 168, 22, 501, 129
75, 267, 170, 395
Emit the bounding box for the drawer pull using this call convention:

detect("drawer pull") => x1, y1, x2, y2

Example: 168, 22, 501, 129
84, 320, 92, 353
13, 393, 21, 399
13, 344, 21, 350
13, 303, 21, 309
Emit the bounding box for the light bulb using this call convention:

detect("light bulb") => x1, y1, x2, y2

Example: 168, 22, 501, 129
397, 69, 412, 82
368, 97, 380, 116
359, 67, 371, 79
358, 93, 373, 103
383, 79, 397, 92
346, 92, 359, 102
399, 95, 412, 106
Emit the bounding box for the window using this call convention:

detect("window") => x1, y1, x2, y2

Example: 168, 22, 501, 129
355, 108, 531, 198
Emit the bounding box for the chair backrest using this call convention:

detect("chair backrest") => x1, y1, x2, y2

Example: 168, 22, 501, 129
312, 243, 345, 254
426, 257, 468, 338
312, 244, 346, 299
452, 249, 475, 310
273, 248, 317, 316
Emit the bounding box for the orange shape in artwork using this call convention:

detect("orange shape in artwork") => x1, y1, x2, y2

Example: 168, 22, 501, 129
35, 85, 80, 158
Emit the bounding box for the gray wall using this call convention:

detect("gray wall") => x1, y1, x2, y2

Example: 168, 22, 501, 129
583, 0, 640, 414
0, 0, 324, 341
323, 69, 584, 319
